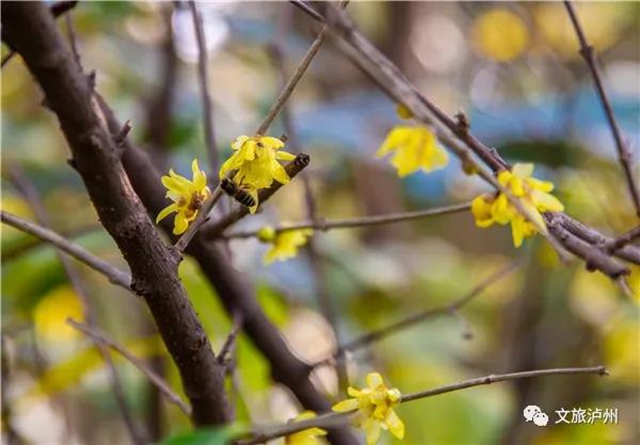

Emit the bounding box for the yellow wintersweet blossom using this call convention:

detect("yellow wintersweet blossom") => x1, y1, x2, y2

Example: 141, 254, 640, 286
471, 163, 564, 247
220, 135, 295, 189
157, 159, 211, 235
472, 9, 529, 62
285, 411, 327, 445
377, 126, 449, 177
332, 372, 404, 445
258, 226, 313, 264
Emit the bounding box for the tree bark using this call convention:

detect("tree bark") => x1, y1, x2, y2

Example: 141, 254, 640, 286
1, 2, 230, 427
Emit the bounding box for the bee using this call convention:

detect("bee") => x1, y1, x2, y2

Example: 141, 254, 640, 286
220, 178, 256, 208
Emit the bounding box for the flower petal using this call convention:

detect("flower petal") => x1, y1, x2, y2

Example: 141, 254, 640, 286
173, 212, 189, 235
385, 410, 405, 440
332, 398, 359, 413
156, 203, 178, 223
276, 150, 297, 161
364, 420, 381, 445
192, 159, 207, 189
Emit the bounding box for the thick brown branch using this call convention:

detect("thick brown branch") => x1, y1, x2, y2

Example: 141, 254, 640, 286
563, 1, 640, 216
100, 104, 359, 445
1, 1, 77, 68
1, 2, 229, 426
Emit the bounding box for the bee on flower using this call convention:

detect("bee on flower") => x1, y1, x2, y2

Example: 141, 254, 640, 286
471, 163, 564, 247
157, 159, 210, 235
219, 135, 296, 213
332, 372, 405, 445
257, 226, 313, 264
285, 411, 327, 445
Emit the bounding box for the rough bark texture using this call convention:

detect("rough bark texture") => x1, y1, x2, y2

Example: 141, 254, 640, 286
1, 2, 230, 427
98, 103, 360, 445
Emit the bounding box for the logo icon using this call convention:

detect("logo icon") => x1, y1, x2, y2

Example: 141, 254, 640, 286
523, 405, 549, 427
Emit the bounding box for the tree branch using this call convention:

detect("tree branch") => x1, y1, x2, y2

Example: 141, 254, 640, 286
100, 104, 360, 445
1, 1, 78, 68
67, 318, 191, 416
236, 366, 607, 445
1, 2, 230, 426
563, 0, 640, 217
293, 1, 633, 279
223, 202, 472, 239
8, 164, 143, 444
1, 211, 133, 291
311, 261, 520, 369
188, 0, 220, 176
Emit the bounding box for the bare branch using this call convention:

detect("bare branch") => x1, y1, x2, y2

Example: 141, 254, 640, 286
399, 366, 608, 403
218, 314, 243, 364
563, 0, 640, 216
604, 225, 640, 254
2, 2, 230, 425
8, 165, 143, 444
224, 202, 472, 239
1, 211, 132, 291
67, 319, 191, 416
1, 1, 78, 69
188, 0, 220, 175
236, 366, 607, 445
293, 1, 635, 279
312, 261, 521, 370
255, 29, 327, 135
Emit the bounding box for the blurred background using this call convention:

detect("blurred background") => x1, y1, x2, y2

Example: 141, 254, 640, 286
1, 2, 638, 445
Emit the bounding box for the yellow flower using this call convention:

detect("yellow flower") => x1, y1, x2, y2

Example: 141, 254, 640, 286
285, 411, 327, 445
219, 135, 296, 190
333, 372, 404, 445
471, 163, 564, 247
377, 126, 449, 177
260, 227, 313, 264
157, 159, 211, 235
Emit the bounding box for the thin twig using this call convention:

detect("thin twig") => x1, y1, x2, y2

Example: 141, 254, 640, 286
8, 165, 144, 445
1, 211, 133, 290
563, 0, 640, 217
293, 1, 640, 276
189, 1, 220, 176
270, 5, 349, 392
399, 366, 608, 403
218, 313, 244, 363
311, 261, 520, 369
604, 225, 640, 254
255, 28, 327, 135
67, 319, 191, 416
235, 365, 607, 444
224, 202, 472, 239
